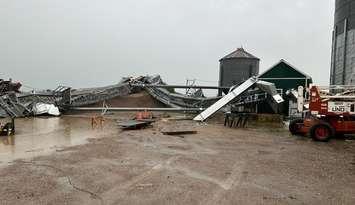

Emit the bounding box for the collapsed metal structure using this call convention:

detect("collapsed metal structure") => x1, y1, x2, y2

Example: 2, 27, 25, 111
0, 93, 29, 118
133, 75, 221, 108
0, 79, 21, 94
0, 75, 284, 118
193, 77, 284, 121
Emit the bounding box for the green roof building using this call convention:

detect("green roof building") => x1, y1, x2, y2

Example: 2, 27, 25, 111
258, 59, 313, 116
258, 59, 312, 94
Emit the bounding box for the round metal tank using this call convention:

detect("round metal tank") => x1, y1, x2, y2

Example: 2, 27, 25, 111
334, 0, 355, 34
219, 48, 260, 93
330, 0, 355, 85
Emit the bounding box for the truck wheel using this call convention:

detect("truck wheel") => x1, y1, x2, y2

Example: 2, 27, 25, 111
309, 123, 335, 142
289, 119, 304, 135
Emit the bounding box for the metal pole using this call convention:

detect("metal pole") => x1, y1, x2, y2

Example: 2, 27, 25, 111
70, 107, 205, 112
219, 63, 224, 96
342, 18, 348, 85
331, 25, 338, 85
259, 78, 313, 80
131, 84, 230, 90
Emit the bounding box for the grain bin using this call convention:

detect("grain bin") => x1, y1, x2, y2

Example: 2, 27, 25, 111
219, 48, 260, 95
330, 0, 355, 85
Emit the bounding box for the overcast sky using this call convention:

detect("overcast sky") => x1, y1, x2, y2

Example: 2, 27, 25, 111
0, 0, 335, 90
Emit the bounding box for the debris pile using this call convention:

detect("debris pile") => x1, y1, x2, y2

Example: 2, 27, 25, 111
0, 75, 284, 119
69, 82, 131, 107
0, 93, 30, 117
0, 75, 217, 118
193, 77, 284, 121
0, 79, 62, 117
0, 79, 21, 95
133, 75, 221, 108
0, 92, 60, 118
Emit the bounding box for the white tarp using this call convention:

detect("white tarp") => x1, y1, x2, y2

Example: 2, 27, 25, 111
33, 103, 60, 116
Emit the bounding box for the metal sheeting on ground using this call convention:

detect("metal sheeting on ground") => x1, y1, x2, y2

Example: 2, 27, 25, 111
32, 103, 60, 116
0, 93, 60, 118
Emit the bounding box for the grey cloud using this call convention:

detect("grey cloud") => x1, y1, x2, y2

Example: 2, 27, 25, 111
0, 0, 335, 90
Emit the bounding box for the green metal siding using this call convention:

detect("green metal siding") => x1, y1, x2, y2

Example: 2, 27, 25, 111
259, 62, 313, 92
261, 79, 309, 92
260, 62, 305, 78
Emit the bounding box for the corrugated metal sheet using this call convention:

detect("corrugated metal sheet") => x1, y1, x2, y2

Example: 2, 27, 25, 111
219, 48, 260, 92
259, 60, 313, 93
220, 48, 260, 61
330, 0, 355, 85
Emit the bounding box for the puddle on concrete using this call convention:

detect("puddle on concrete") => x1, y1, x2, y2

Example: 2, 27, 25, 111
0, 116, 116, 165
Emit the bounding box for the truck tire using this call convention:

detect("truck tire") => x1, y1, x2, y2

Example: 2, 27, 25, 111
289, 119, 304, 135
309, 122, 335, 142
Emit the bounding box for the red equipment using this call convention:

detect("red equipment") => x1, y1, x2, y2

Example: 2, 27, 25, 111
135, 111, 153, 121
289, 86, 355, 141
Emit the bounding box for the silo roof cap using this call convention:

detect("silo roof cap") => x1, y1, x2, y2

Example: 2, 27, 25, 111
220, 47, 260, 61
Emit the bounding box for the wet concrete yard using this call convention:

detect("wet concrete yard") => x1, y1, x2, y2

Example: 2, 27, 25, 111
0, 115, 354, 205
0, 116, 116, 165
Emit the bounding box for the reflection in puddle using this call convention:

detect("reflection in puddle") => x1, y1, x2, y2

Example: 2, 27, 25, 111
0, 116, 116, 165
0, 135, 15, 146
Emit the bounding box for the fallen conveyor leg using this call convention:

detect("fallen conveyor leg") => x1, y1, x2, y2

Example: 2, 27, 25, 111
193, 77, 258, 121
193, 77, 284, 121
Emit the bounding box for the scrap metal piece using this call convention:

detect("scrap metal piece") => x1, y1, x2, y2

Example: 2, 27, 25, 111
131, 84, 230, 90
161, 130, 197, 135
224, 112, 250, 128
0, 93, 29, 118
118, 120, 153, 130
0, 79, 21, 95
256, 80, 284, 104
